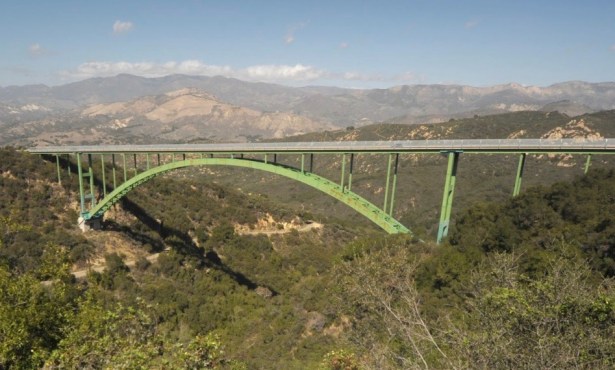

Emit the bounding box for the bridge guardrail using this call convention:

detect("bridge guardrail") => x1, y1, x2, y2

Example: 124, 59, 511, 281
26, 138, 614, 154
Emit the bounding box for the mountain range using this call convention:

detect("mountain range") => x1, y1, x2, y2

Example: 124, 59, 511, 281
1, 74, 614, 145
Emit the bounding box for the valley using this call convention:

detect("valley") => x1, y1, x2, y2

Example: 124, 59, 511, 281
1, 75, 614, 369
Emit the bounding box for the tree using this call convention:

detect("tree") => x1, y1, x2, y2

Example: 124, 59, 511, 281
0, 245, 78, 369
45, 292, 243, 369
336, 236, 615, 369
455, 251, 615, 369
335, 236, 455, 369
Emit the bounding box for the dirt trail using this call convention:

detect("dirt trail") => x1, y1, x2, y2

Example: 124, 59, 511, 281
236, 222, 323, 236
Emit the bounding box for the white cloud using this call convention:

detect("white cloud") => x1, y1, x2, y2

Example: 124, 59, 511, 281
60, 60, 324, 82
29, 43, 45, 56
59, 60, 423, 86
464, 20, 479, 29
284, 21, 308, 45
243, 64, 325, 80
339, 42, 349, 49
113, 20, 133, 34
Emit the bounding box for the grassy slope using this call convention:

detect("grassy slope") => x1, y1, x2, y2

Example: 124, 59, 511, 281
1, 148, 364, 368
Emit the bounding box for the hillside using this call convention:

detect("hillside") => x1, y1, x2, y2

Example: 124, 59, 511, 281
208, 110, 615, 238
1, 88, 333, 146
1, 147, 614, 369
0, 148, 365, 368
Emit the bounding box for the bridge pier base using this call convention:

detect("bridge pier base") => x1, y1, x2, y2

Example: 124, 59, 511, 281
78, 216, 102, 232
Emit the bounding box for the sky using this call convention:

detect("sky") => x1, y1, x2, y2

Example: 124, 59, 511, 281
1, 0, 614, 88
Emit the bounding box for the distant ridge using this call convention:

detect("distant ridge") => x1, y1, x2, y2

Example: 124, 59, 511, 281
1, 75, 614, 127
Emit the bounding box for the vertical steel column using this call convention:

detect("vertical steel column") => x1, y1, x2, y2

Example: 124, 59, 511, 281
77, 154, 85, 214
437, 152, 460, 244
264, 154, 268, 164
183, 153, 186, 161
389, 153, 399, 216
100, 154, 107, 198
66, 155, 71, 178
348, 153, 354, 191
383, 153, 393, 213
133, 154, 138, 175
55, 155, 62, 184
273, 153, 277, 163
309, 153, 314, 172
340, 153, 347, 191
87, 154, 96, 207
146, 153, 150, 170
122, 154, 127, 182
301, 154, 305, 173
512, 153, 526, 197
112, 154, 117, 189
158, 153, 161, 165
584, 154, 592, 174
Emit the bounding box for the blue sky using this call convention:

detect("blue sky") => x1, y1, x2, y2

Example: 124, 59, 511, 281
1, 0, 614, 88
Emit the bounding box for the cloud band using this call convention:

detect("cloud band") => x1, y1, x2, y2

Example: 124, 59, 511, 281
60, 60, 422, 85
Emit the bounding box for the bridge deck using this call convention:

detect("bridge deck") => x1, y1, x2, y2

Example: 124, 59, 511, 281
25, 138, 615, 155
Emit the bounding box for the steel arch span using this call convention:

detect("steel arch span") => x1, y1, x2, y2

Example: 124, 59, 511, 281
83, 157, 410, 235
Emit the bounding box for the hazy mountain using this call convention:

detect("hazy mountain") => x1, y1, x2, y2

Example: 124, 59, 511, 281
1, 75, 614, 128
539, 100, 595, 117
0, 88, 333, 146
0, 74, 312, 113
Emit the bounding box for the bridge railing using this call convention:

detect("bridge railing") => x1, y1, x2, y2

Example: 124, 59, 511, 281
26, 138, 613, 154
303, 138, 611, 151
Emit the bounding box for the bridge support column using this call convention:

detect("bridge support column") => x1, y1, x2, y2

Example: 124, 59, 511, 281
301, 153, 305, 173
66, 154, 71, 178
78, 216, 101, 232
122, 154, 127, 182
340, 153, 346, 191
87, 154, 96, 207
133, 154, 138, 176
77, 154, 85, 214
383, 154, 393, 213
55, 155, 61, 185
100, 154, 107, 198
112, 154, 117, 189
437, 152, 460, 244
389, 153, 399, 216
348, 153, 354, 191
309, 153, 314, 172
512, 153, 526, 197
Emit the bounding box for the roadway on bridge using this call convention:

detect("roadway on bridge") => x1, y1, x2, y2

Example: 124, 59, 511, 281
27, 138, 615, 155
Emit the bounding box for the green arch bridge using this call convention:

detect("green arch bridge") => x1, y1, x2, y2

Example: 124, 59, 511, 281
28, 139, 615, 243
